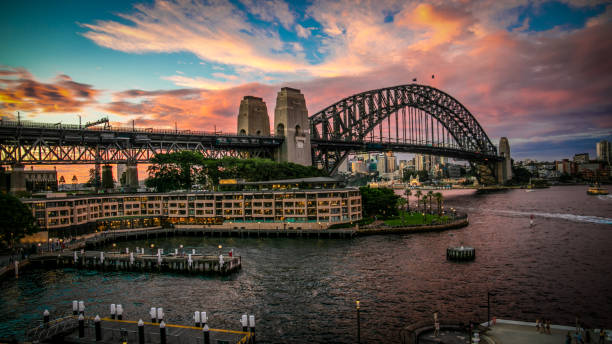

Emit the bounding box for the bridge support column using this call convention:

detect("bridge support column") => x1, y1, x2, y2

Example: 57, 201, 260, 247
274, 87, 312, 166
126, 162, 139, 192
237, 96, 270, 136
10, 163, 26, 193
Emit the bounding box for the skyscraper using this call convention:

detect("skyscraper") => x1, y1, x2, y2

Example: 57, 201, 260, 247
596, 140, 611, 164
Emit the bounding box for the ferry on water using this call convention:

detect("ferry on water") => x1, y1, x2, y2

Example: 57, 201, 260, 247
587, 182, 609, 195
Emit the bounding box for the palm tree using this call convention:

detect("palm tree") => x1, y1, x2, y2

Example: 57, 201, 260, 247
415, 190, 422, 212
404, 189, 412, 211
427, 191, 434, 214
434, 192, 443, 215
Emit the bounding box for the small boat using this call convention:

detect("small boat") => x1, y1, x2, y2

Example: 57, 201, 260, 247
587, 183, 609, 195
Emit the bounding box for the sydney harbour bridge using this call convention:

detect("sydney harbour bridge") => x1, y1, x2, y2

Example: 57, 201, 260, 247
0, 83, 512, 189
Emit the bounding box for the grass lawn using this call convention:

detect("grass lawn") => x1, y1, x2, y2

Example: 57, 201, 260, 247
384, 212, 450, 226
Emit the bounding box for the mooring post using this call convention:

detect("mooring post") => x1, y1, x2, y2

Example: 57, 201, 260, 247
203, 324, 210, 344
110, 304, 116, 319
241, 314, 248, 332
194, 311, 201, 327
138, 319, 145, 344
43, 309, 50, 327
150, 307, 157, 323
95, 315, 101, 341
157, 307, 164, 323
79, 300, 85, 315
78, 314, 85, 338
200, 311, 207, 328
249, 314, 256, 343
72, 300, 78, 315
159, 321, 167, 344
117, 304, 123, 320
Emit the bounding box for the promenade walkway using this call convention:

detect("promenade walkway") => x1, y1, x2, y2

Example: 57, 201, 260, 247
484, 320, 611, 344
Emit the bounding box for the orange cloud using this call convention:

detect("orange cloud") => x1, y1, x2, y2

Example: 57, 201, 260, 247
0, 68, 99, 116
396, 3, 474, 51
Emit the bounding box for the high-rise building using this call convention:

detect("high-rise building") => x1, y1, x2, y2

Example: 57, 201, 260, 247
596, 140, 611, 164
573, 153, 590, 164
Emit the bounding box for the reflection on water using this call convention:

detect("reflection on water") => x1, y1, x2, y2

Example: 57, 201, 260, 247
1, 186, 611, 343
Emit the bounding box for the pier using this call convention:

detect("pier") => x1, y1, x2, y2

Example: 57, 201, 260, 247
78, 226, 356, 249
26, 304, 254, 344
29, 250, 241, 275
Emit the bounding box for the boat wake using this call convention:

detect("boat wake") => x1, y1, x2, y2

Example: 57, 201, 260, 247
597, 194, 612, 201
457, 207, 612, 225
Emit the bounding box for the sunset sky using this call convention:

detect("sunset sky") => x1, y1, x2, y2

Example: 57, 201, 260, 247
1, 0, 611, 177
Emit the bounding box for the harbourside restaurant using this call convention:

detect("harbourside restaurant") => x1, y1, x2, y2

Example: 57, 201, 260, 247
21, 177, 362, 236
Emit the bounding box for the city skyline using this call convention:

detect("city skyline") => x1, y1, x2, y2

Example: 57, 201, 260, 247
1, 0, 611, 165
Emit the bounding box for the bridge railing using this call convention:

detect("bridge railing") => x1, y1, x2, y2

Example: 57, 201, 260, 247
0, 119, 280, 139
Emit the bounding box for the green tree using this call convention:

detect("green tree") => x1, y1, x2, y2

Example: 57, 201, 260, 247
511, 166, 532, 185
85, 168, 97, 187
359, 186, 400, 219
417, 170, 429, 182
427, 190, 434, 214
101, 166, 114, 190
0, 193, 39, 249
415, 190, 423, 212
434, 192, 443, 215
404, 189, 412, 211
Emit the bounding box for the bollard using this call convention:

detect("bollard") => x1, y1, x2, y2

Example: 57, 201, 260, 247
117, 304, 123, 320
249, 315, 256, 343
110, 304, 116, 319
157, 307, 164, 323
100, 251, 104, 263
160, 321, 167, 344
241, 314, 248, 332
78, 300, 85, 315
200, 311, 207, 328
74, 251, 78, 263
43, 309, 50, 327
194, 311, 201, 327
95, 315, 102, 341
150, 307, 157, 323
78, 314, 85, 338
249, 314, 255, 332
203, 324, 210, 344
72, 300, 78, 315
138, 319, 145, 344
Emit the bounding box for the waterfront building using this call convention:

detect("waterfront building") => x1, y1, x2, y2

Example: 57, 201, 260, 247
22, 177, 362, 234
596, 140, 610, 164
555, 159, 576, 175
573, 153, 590, 164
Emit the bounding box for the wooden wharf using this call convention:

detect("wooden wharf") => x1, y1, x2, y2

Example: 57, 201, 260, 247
82, 226, 356, 249
27, 316, 252, 344
29, 250, 242, 275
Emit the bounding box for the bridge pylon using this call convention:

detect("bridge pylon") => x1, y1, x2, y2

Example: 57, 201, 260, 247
274, 87, 312, 166
237, 96, 270, 136
495, 137, 512, 184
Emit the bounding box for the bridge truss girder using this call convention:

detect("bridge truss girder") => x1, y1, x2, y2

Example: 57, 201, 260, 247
0, 124, 280, 165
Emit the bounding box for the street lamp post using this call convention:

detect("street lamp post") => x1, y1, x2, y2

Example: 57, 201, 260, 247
356, 300, 360, 344
218, 244, 222, 257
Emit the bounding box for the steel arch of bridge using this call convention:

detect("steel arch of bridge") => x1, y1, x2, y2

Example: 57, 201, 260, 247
309, 83, 499, 173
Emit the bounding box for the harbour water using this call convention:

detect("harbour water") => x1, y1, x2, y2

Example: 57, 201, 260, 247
1, 185, 611, 343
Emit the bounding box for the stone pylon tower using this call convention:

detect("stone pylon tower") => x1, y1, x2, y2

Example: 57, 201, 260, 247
274, 87, 312, 166
496, 137, 512, 183
237, 96, 270, 136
